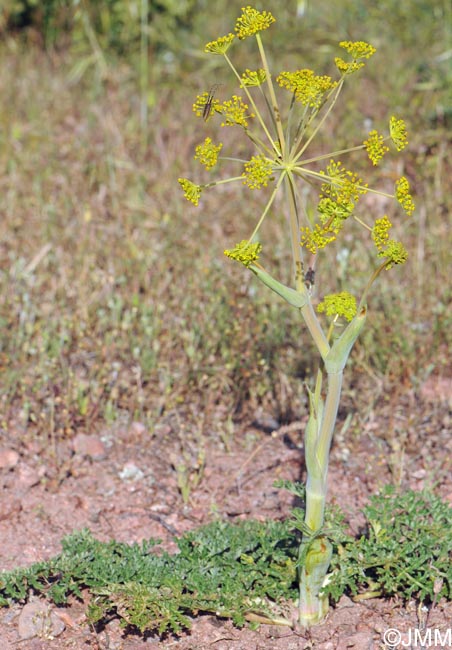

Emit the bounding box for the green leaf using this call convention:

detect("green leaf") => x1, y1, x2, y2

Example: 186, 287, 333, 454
249, 264, 308, 308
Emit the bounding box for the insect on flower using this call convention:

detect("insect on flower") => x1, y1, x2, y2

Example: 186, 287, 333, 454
203, 84, 221, 121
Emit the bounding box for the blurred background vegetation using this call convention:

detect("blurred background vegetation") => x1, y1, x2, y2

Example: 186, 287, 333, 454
0, 0, 450, 448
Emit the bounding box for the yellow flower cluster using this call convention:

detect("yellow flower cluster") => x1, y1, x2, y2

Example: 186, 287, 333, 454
224, 239, 262, 267
205, 33, 235, 55
193, 92, 221, 120
390, 116, 408, 151
235, 6, 275, 40
335, 58, 365, 75
380, 240, 408, 269
317, 291, 357, 322
372, 215, 392, 250
364, 130, 389, 165
277, 69, 336, 109
372, 216, 408, 269
220, 95, 253, 127
301, 160, 367, 254
317, 197, 354, 232
321, 160, 367, 206
395, 176, 415, 216
194, 137, 223, 170
339, 40, 376, 59
178, 178, 202, 206
241, 68, 267, 87
243, 155, 273, 189
335, 40, 376, 75
300, 224, 336, 254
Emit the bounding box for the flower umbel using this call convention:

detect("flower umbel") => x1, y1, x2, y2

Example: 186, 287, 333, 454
205, 33, 235, 55
220, 95, 253, 127
378, 240, 408, 269
372, 216, 408, 268
178, 178, 202, 206
317, 291, 357, 322
339, 40, 376, 59
372, 216, 392, 250
277, 70, 336, 109
235, 6, 275, 40
194, 137, 223, 170
364, 130, 389, 165
389, 116, 408, 151
241, 68, 267, 87
224, 239, 262, 267
335, 57, 364, 75
335, 41, 376, 75
317, 198, 354, 231
243, 155, 273, 189
193, 92, 221, 121
321, 160, 367, 206
395, 176, 415, 216
300, 224, 336, 254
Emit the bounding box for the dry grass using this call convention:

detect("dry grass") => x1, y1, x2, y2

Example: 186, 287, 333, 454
0, 5, 450, 453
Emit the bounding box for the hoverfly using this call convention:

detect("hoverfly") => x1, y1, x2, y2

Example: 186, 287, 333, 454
203, 84, 221, 121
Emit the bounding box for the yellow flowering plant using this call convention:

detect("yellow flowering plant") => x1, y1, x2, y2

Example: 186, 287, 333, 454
179, 5, 414, 627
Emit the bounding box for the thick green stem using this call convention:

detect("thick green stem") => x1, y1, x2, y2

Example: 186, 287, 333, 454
298, 536, 333, 626
304, 370, 342, 532
298, 311, 366, 626
314, 370, 342, 481
299, 369, 342, 626
250, 254, 364, 628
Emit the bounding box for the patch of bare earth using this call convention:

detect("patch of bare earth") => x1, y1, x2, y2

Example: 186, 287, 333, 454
0, 387, 451, 649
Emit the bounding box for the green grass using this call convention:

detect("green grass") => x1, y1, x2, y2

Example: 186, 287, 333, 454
0, 1, 450, 444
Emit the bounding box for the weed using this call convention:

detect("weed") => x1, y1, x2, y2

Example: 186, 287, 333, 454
326, 486, 452, 603
0, 488, 450, 634
0, 519, 299, 633
179, 5, 415, 625
171, 442, 206, 505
